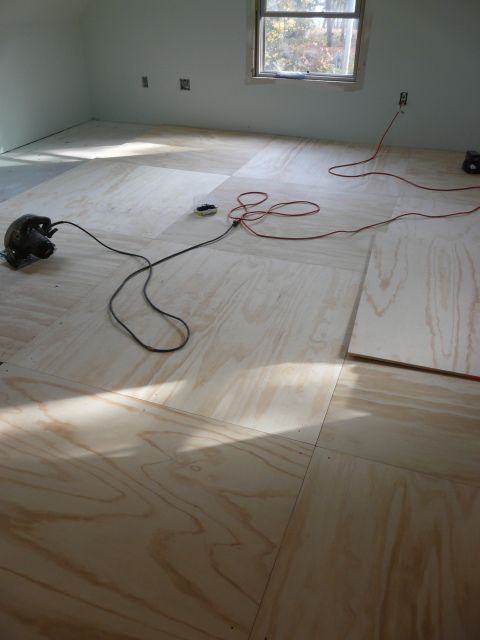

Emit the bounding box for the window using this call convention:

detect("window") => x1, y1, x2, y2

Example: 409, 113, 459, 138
254, 0, 365, 82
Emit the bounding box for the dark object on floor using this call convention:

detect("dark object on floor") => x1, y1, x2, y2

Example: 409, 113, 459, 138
195, 203, 218, 216
3, 214, 57, 268
462, 150, 480, 174
48, 218, 238, 352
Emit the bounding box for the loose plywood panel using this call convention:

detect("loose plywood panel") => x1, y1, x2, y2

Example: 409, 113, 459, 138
251, 448, 480, 640
348, 225, 480, 377
0, 364, 312, 640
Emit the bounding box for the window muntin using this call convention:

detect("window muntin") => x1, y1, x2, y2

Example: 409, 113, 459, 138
255, 0, 364, 81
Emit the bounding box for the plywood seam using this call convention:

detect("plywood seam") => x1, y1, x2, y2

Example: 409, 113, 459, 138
133, 396, 319, 451
246, 444, 316, 640
314, 443, 480, 490
0, 361, 314, 454
168, 234, 368, 276
314, 358, 347, 448
348, 352, 480, 382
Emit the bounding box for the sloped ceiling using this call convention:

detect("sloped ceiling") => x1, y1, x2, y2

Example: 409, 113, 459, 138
0, 0, 90, 24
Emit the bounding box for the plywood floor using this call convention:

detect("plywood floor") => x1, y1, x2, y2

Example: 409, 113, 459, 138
1, 121, 479, 640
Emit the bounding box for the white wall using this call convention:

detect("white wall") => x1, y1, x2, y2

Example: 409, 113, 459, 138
81, 0, 480, 151
0, 1, 91, 153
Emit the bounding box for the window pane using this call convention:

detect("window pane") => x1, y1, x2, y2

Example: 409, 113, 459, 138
263, 17, 358, 76
266, 1, 356, 13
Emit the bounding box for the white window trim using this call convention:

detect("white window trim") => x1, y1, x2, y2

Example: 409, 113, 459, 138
253, 0, 366, 84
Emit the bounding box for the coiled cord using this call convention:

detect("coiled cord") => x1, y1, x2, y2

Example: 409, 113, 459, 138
50, 220, 238, 352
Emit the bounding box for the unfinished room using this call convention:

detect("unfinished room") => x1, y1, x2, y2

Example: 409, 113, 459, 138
1, 0, 479, 638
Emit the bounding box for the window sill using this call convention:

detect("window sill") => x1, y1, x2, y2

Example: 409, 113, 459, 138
247, 73, 362, 90
261, 73, 355, 82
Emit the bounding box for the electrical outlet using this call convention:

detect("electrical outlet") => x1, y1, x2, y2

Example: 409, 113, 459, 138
399, 91, 408, 107
180, 78, 191, 91
142, 76, 149, 88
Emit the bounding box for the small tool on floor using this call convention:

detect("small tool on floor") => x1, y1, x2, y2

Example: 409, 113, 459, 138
2, 214, 57, 268
194, 203, 218, 216
462, 150, 480, 174
1, 211, 238, 352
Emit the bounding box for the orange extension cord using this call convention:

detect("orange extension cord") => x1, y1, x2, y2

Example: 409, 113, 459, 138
228, 110, 480, 240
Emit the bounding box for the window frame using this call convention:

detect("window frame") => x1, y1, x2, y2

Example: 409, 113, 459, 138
253, 0, 366, 83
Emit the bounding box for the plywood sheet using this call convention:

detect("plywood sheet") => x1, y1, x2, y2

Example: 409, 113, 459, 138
235, 137, 477, 198
0, 363, 312, 640
234, 136, 410, 196
4, 121, 153, 162
107, 124, 273, 174
348, 222, 480, 377
162, 175, 398, 273
0, 228, 144, 360
0, 156, 82, 204
389, 204, 480, 240
0, 122, 153, 204
400, 147, 480, 193
0, 159, 228, 239
393, 189, 480, 218
11, 240, 361, 444
318, 358, 480, 486
251, 448, 480, 640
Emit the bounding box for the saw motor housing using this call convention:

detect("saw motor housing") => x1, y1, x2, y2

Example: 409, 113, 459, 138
3, 214, 56, 268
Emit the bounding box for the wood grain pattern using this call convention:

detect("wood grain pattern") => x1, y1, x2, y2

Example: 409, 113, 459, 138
107, 125, 273, 175
0, 364, 312, 640
348, 222, 480, 377
0, 228, 144, 360
3, 122, 480, 640
317, 358, 480, 486
235, 133, 476, 198
393, 191, 480, 223
400, 147, 480, 193
234, 137, 410, 196
162, 176, 398, 273
0, 159, 228, 239
251, 448, 480, 640
388, 201, 480, 241
11, 240, 361, 444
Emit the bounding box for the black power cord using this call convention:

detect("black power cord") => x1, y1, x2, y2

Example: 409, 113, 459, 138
50, 220, 239, 352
